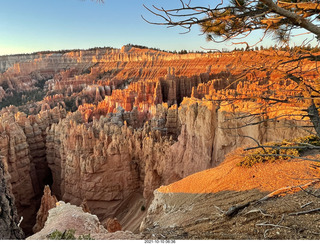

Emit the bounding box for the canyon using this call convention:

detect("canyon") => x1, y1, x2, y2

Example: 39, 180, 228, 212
0, 45, 319, 239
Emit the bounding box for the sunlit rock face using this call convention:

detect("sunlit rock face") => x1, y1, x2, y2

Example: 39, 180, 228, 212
45, 97, 310, 224
0, 54, 39, 73
0, 46, 318, 236
45, 98, 222, 219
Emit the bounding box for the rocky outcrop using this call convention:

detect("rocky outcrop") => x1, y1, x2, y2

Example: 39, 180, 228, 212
1, 48, 318, 108
0, 54, 39, 73
103, 218, 122, 233
27, 201, 140, 240
0, 158, 25, 239
1, 47, 319, 238
44, 94, 312, 232
45, 111, 174, 220
0, 107, 66, 235
0, 46, 215, 104
33, 186, 57, 234
0, 112, 35, 234
14, 107, 66, 196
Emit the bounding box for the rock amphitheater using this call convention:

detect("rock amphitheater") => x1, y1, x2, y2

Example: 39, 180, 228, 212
0, 45, 320, 239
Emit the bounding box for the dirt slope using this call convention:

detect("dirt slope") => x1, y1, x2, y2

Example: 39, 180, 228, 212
159, 149, 320, 194
141, 150, 320, 240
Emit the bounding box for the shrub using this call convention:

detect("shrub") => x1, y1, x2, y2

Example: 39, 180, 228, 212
239, 135, 320, 167
47, 229, 93, 240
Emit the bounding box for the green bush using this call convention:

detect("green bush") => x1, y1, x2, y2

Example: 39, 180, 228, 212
239, 135, 320, 167
47, 229, 93, 240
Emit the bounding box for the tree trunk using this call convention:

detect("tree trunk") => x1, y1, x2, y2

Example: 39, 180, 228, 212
307, 101, 320, 138
261, 0, 320, 38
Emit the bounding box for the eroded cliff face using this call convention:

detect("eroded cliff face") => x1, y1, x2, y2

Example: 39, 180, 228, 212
0, 46, 318, 236
27, 201, 141, 240
33, 186, 57, 234
43, 95, 311, 234
44, 97, 221, 223
46, 109, 174, 216
0, 54, 40, 73
0, 107, 66, 235
0, 46, 213, 108
0, 158, 25, 239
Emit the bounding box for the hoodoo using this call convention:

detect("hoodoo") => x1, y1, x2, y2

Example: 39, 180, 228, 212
1, 46, 320, 240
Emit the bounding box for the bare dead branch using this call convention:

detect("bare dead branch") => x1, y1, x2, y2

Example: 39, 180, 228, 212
244, 144, 320, 151
256, 222, 291, 229
288, 207, 320, 216
244, 209, 274, 217
298, 185, 320, 198
224, 202, 251, 217
257, 179, 320, 203
300, 201, 313, 209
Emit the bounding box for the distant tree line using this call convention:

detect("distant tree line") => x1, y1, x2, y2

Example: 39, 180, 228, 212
5, 42, 319, 59
232, 44, 320, 53
0, 46, 116, 58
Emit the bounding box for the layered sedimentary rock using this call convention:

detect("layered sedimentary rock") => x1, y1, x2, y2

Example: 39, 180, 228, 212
0, 107, 66, 235
0, 53, 40, 73
46, 110, 175, 219
33, 186, 58, 234
44, 94, 311, 234
0, 45, 213, 101
104, 218, 122, 233
1, 47, 319, 237
0, 158, 25, 239
27, 201, 140, 240
0, 111, 35, 234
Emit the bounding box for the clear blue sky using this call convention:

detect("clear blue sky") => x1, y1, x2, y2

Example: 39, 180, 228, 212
0, 0, 316, 55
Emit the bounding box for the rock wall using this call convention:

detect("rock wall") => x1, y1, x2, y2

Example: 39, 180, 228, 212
44, 94, 312, 233
27, 201, 140, 240
1, 47, 319, 236
46, 110, 175, 218
0, 107, 66, 235
0, 54, 40, 73
0, 112, 35, 234
33, 186, 57, 233
0, 158, 25, 239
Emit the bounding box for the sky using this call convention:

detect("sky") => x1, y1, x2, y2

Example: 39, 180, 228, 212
0, 0, 317, 55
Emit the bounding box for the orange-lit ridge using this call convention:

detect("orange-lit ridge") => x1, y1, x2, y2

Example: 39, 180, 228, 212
158, 149, 320, 194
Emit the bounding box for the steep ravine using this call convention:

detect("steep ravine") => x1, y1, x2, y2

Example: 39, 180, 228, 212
0, 107, 66, 235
